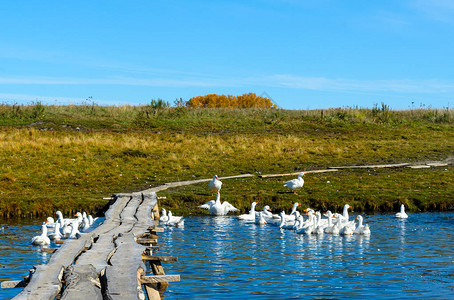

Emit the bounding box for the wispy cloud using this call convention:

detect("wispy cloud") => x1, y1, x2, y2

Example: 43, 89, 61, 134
251, 74, 454, 94
0, 76, 224, 88
411, 0, 454, 24
1, 74, 453, 95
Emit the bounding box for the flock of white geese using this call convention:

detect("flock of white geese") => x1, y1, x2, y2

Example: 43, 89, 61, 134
33, 173, 410, 243
194, 173, 410, 236
240, 202, 371, 236
31, 211, 97, 246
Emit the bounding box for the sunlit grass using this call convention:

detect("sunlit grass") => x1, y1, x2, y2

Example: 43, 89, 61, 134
0, 104, 452, 217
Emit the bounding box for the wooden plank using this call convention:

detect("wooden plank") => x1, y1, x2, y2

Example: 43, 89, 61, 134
131, 192, 157, 236
259, 169, 339, 178
144, 283, 161, 300
149, 260, 168, 293
141, 255, 178, 262
141, 174, 254, 194
409, 165, 431, 169
328, 163, 409, 169
13, 264, 64, 300
76, 234, 115, 274
1, 280, 27, 288
60, 264, 102, 300
41, 248, 57, 253
104, 233, 147, 300
149, 226, 165, 233
136, 238, 158, 244
140, 275, 180, 284
426, 162, 448, 167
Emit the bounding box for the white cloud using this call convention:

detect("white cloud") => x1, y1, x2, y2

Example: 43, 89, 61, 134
1, 74, 453, 95
253, 74, 454, 94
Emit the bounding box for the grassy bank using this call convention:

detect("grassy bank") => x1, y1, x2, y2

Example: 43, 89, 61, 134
0, 104, 452, 217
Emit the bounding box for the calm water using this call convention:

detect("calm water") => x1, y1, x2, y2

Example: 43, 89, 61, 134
155, 213, 454, 299
1, 213, 454, 299
0, 217, 103, 300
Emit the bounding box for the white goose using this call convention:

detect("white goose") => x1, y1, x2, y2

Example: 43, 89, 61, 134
238, 202, 258, 221
395, 204, 408, 219
354, 215, 371, 235
159, 208, 169, 223
296, 213, 315, 235
199, 192, 238, 216
260, 205, 274, 218
324, 211, 340, 235
281, 211, 301, 230
166, 211, 184, 227
55, 211, 67, 226
255, 212, 267, 225
68, 221, 81, 239
32, 224, 51, 245
80, 212, 90, 231
45, 217, 56, 229
283, 172, 305, 194
286, 202, 301, 220
49, 222, 62, 241
208, 175, 222, 195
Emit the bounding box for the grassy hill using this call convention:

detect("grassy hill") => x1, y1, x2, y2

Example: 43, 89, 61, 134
0, 103, 452, 217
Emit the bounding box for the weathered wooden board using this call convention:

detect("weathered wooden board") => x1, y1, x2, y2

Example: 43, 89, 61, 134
328, 163, 410, 169
76, 234, 115, 274
409, 165, 431, 169
141, 275, 180, 284
142, 255, 178, 262
259, 169, 339, 178
104, 233, 147, 299
132, 192, 157, 236
149, 226, 165, 233
60, 264, 102, 300
1, 280, 27, 288
142, 174, 254, 194
13, 264, 64, 300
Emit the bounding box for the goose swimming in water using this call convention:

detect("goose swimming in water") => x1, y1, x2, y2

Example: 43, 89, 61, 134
159, 208, 169, 223
255, 212, 267, 225
49, 222, 62, 241
238, 202, 258, 221
395, 204, 408, 219
32, 224, 51, 245
354, 215, 371, 235
166, 211, 185, 227
199, 192, 238, 216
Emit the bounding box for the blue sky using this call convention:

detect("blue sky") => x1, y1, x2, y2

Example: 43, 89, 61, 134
1, 0, 453, 109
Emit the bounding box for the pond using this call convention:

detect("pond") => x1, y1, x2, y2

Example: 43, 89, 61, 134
156, 212, 454, 299
1, 212, 454, 299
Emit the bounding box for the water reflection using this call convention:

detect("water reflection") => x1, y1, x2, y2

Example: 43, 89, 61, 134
158, 212, 454, 299
2, 213, 454, 299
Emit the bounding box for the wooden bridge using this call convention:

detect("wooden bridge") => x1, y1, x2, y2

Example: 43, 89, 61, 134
8, 192, 178, 300
4, 174, 255, 300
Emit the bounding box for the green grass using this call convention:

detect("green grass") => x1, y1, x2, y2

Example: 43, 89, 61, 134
158, 166, 454, 216
0, 103, 452, 217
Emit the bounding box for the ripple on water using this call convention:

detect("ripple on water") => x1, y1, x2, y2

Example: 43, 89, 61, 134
156, 213, 454, 299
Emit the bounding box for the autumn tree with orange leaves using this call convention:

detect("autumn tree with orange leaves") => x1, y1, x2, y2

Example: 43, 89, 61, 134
187, 93, 277, 109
